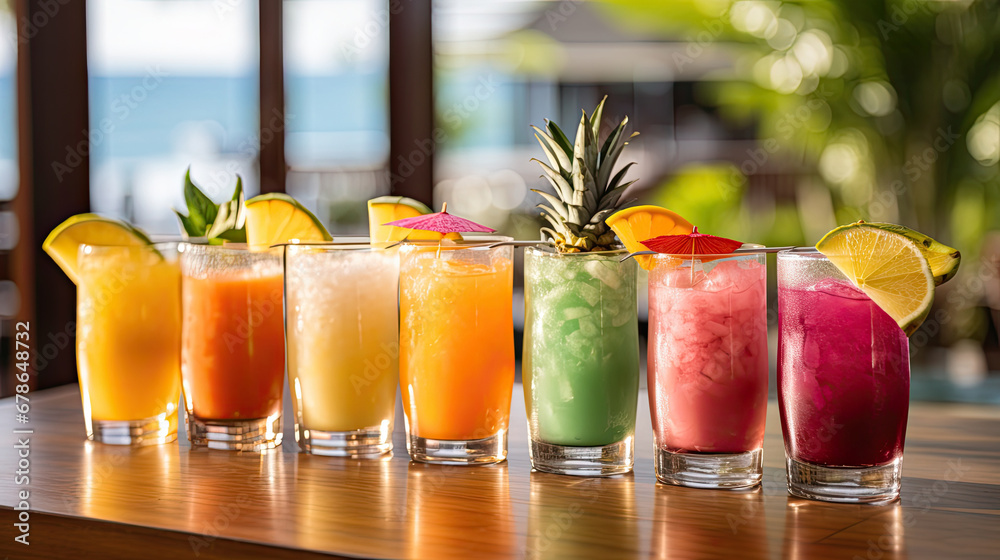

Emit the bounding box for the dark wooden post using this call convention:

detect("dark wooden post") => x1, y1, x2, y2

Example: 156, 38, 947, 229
389, 0, 434, 206
258, 0, 286, 195
11, 0, 92, 390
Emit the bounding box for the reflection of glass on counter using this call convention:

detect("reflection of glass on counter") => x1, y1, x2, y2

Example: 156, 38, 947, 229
652, 486, 769, 558
181, 447, 290, 551
405, 463, 515, 558
782, 498, 907, 559
527, 472, 638, 559
79, 441, 180, 521
295, 455, 404, 553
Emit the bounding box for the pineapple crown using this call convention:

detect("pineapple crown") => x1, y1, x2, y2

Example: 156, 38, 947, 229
531, 96, 639, 253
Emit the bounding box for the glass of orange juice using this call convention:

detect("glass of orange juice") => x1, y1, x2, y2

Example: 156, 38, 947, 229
284, 242, 399, 457
180, 243, 285, 451
76, 243, 182, 445
399, 237, 515, 464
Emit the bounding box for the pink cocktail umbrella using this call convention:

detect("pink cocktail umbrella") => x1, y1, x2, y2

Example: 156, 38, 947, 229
383, 202, 496, 234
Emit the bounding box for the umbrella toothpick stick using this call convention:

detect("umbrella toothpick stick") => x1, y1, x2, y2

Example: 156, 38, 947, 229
619, 246, 802, 263
436, 203, 447, 259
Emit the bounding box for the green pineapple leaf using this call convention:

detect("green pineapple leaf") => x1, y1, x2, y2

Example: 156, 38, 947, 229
532, 127, 570, 172
546, 120, 574, 160
598, 117, 627, 181
532, 189, 570, 219
590, 96, 607, 143
531, 97, 639, 253
534, 160, 574, 201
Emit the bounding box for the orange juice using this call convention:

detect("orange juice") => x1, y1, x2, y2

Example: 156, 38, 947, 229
399, 243, 514, 443
77, 245, 181, 429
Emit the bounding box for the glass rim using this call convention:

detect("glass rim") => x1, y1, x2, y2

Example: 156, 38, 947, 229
178, 242, 281, 255
269, 236, 375, 248
79, 241, 178, 253
525, 244, 627, 257
647, 243, 766, 259
399, 234, 513, 250
777, 247, 825, 260
285, 242, 387, 253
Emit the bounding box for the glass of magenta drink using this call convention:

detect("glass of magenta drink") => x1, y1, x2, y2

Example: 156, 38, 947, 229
777, 249, 909, 504
647, 247, 768, 488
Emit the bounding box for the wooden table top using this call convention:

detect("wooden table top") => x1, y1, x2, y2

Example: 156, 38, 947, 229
1, 384, 999, 559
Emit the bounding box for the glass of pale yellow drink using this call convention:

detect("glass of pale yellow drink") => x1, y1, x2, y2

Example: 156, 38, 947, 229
284, 242, 400, 457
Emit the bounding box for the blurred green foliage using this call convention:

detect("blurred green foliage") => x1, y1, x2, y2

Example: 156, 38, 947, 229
600, 0, 1000, 341
599, 0, 1000, 244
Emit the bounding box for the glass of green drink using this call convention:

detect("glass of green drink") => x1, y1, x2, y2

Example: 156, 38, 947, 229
522, 246, 640, 476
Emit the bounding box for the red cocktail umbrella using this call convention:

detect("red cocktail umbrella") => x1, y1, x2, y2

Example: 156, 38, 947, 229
641, 226, 744, 283
640, 226, 742, 255
383, 203, 495, 234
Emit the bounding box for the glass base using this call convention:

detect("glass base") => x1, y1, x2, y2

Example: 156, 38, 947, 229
87, 411, 178, 446
529, 437, 633, 477
786, 456, 901, 504
655, 447, 762, 489
188, 415, 282, 451
296, 424, 392, 458
406, 429, 507, 465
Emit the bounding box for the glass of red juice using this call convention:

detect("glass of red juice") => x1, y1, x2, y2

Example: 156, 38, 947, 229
777, 249, 909, 504
647, 249, 768, 489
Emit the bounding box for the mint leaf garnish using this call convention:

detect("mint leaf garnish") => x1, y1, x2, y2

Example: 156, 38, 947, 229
175, 169, 247, 243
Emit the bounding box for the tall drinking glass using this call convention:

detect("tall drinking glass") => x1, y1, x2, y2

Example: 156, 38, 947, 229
76, 243, 182, 445
399, 237, 515, 464
523, 246, 639, 476
647, 249, 768, 488
777, 249, 909, 504
284, 243, 399, 457
180, 243, 285, 451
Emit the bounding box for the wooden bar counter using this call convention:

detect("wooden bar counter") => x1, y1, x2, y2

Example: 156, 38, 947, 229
1, 384, 999, 558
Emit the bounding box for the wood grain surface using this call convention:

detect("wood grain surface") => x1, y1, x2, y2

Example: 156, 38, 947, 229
0, 384, 998, 559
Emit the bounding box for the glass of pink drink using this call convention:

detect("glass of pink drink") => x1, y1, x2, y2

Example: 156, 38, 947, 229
777, 249, 909, 504
648, 249, 768, 488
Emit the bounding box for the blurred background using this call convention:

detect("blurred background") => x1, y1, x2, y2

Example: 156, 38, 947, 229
0, 0, 997, 401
